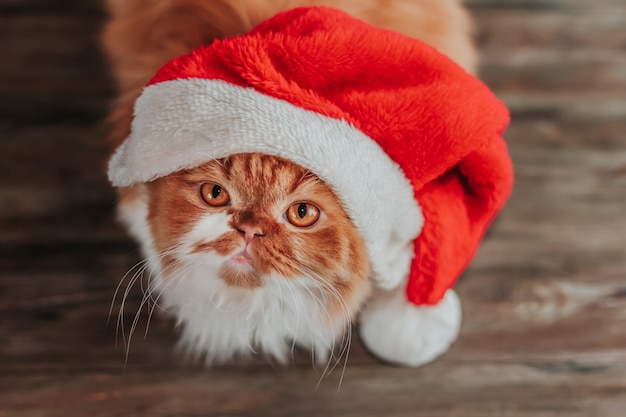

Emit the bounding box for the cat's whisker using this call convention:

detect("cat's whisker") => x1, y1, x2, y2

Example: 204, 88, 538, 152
322, 282, 352, 364
290, 270, 342, 386
218, 157, 227, 168
297, 169, 318, 185
143, 260, 201, 350
116, 260, 151, 351
143, 257, 191, 339
108, 257, 149, 327
126, 248, 187, 360
318, 280, 353, 385
301, 284, 332, 348
114, 245, 179, 323
300, 267, 353, 390
280, 278, 311, 361
299, 284, 337, 388
112, 255, 154, 344
113, 260, 151, 350
302, 269, 351, 336
114, 244, 183, 358
125, 275, 160, 357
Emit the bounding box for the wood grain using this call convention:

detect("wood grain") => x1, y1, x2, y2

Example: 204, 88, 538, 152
1, 0, 625, 415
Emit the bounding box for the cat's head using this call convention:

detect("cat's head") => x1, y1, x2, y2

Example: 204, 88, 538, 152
135, 153, 372, 344
120, 153, 373, 361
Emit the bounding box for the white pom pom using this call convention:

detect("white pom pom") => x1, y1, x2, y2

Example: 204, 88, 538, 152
359, 287, 462, 367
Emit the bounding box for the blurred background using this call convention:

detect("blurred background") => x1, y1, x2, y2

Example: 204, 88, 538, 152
1, 0, 625, 416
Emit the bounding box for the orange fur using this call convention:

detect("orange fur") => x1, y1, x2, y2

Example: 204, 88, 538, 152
147, 154, 371, 318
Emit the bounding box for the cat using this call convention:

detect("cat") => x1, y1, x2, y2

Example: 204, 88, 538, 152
102, 0, 477, 364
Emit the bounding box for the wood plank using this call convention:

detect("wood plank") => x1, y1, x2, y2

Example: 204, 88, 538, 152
467, 0, 626, 10
0, 0, 103, 15
2, 361, 626, 417
474, 7, 626, 92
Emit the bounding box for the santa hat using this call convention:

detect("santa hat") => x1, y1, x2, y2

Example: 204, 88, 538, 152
108, 7, 513, 366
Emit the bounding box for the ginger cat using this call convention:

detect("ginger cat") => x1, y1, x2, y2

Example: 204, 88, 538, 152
102, 0, 476, 365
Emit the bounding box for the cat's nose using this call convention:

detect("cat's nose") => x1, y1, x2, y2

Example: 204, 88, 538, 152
235, 225, 264, 244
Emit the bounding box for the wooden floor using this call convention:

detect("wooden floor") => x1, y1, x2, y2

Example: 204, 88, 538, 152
2, 0, 626, 415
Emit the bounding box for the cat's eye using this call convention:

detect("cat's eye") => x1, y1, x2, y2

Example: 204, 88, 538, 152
200, 182, 230, 207
286, 202, 320, 227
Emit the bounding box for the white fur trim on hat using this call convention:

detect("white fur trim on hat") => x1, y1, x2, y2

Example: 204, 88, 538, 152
108, 78, 423, 290
359, 287, 462, 366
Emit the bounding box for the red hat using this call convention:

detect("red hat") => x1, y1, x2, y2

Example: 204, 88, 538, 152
109, 7, 513, 365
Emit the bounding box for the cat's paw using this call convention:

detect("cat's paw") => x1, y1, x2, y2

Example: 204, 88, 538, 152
359, 287, 461, 367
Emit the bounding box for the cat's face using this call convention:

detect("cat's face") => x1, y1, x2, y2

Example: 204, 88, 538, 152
142, 153, 371, 354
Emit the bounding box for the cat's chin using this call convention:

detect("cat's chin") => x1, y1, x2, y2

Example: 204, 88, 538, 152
218, 261, 263, 289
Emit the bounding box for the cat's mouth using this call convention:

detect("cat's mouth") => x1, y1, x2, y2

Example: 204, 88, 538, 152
218, 248, 263, 289
229, 248, 253, 266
